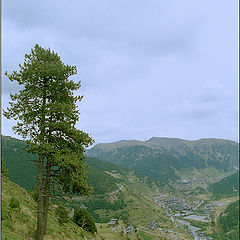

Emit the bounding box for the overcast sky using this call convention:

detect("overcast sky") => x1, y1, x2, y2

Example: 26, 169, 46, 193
2, 0, 239, 144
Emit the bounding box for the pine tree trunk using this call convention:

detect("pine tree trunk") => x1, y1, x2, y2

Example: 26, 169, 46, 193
43, 157, 51, 235
35, 82, 47, 240
35, 154, 45, 240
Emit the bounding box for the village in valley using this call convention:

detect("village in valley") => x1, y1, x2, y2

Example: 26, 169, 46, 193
95, 176, 237, 240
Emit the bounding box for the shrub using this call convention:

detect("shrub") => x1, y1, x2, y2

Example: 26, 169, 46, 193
30, 186, 38, 202
9, 197, 20, 209
211, 220, 215, 227
1, 161, 8, 176
55, 203, 70, 225
72, 207, 97, 234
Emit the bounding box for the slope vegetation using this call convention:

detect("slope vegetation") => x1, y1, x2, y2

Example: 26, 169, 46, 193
2, 135, 124, 195
214, 200, 239, 239
208, 172, 239, 199
1, 136, 38, 190
1, 176, 95, 240
88, 137, 238, 182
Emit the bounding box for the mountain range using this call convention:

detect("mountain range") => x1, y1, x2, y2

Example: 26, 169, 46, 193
87, 137, 239, 182
2, 135, 239, 240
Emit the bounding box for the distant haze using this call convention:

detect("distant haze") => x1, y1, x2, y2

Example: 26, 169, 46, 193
2, 0, 238, 144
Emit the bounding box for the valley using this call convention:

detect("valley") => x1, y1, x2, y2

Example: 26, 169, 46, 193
1, 135, 239, 239
71, 168, 238, 240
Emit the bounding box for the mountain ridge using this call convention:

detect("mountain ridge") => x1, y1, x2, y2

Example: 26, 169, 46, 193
88, 137, 239, 182
92, 137, 238, 151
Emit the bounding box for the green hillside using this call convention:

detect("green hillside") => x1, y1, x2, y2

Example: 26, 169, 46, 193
4, 135, 238, 240
214, 200, 239, 239
88, 137, 239, 182
208, 172, 239, 199
1, 135, 125, 195
87, 158, 123, 195
1, 176, 96, 240
1, 135, 192, 239
1, 136, 38, 190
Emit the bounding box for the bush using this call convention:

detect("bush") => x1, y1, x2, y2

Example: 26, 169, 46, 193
55, 203, 70, 225
1, 161, 8, 176
9, 197, 20, 209
30, 186, 38, 202
72, 207, 97, 234
211, 220, 215, 227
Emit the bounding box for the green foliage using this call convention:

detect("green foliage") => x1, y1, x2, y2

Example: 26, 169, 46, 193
55, 203, 70, 225
87, 158, 122, 195
119, 210, 130, 224
9, 197, 20, 209
3, 44, 94, 196
2, 219, 13, 230
2, 135, 127, 197
77, 193, 126, 223
218, 200, 239, 232
1, 160, 8, 176
1, 202, 11, 221
210, 220, 215, 227
89, 145, 180, 182
2, 176, 97, 239
213, 200, 239, 240
3, 44, 94, 239
72, 207, 97, 234
227, 228, 239, 240
208, 172, 239, 198
1, 136, 38, 190
30, 186, 39, 202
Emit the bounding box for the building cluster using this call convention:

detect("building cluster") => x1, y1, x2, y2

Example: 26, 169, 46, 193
147, 221, 159, 230
175, 178, 207, 190
197, 232, 214, 240
124, 225, 133, 234
177, 178, 207, 185
108, 218, 118, 227
156, 197, 193, 212
204, 204, 212, 214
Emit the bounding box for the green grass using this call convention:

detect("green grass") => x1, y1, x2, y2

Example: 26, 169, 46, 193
181, 218, 209, 231
139, 231, 153, 240
1, 176, 95, 240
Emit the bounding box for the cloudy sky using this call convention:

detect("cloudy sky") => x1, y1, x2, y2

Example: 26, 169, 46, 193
2, 0, 239, 144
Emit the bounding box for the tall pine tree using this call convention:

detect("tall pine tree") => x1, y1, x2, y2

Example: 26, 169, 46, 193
4, 44, 94, 240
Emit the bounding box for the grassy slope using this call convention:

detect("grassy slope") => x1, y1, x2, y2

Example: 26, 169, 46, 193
1, 136, 191, 239
1, 176, 95, 240
86, 158, 125, 195
2, 176, 187, 240
77, 172, 192, 240
213, 200, 239, 240
208, 172, 239, 199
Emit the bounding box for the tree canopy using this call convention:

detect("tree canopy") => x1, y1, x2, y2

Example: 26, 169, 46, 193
73, 207, 97, 234
4, 44, 94, 240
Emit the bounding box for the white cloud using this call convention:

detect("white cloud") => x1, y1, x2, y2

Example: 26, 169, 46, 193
2, 0, 238, 143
